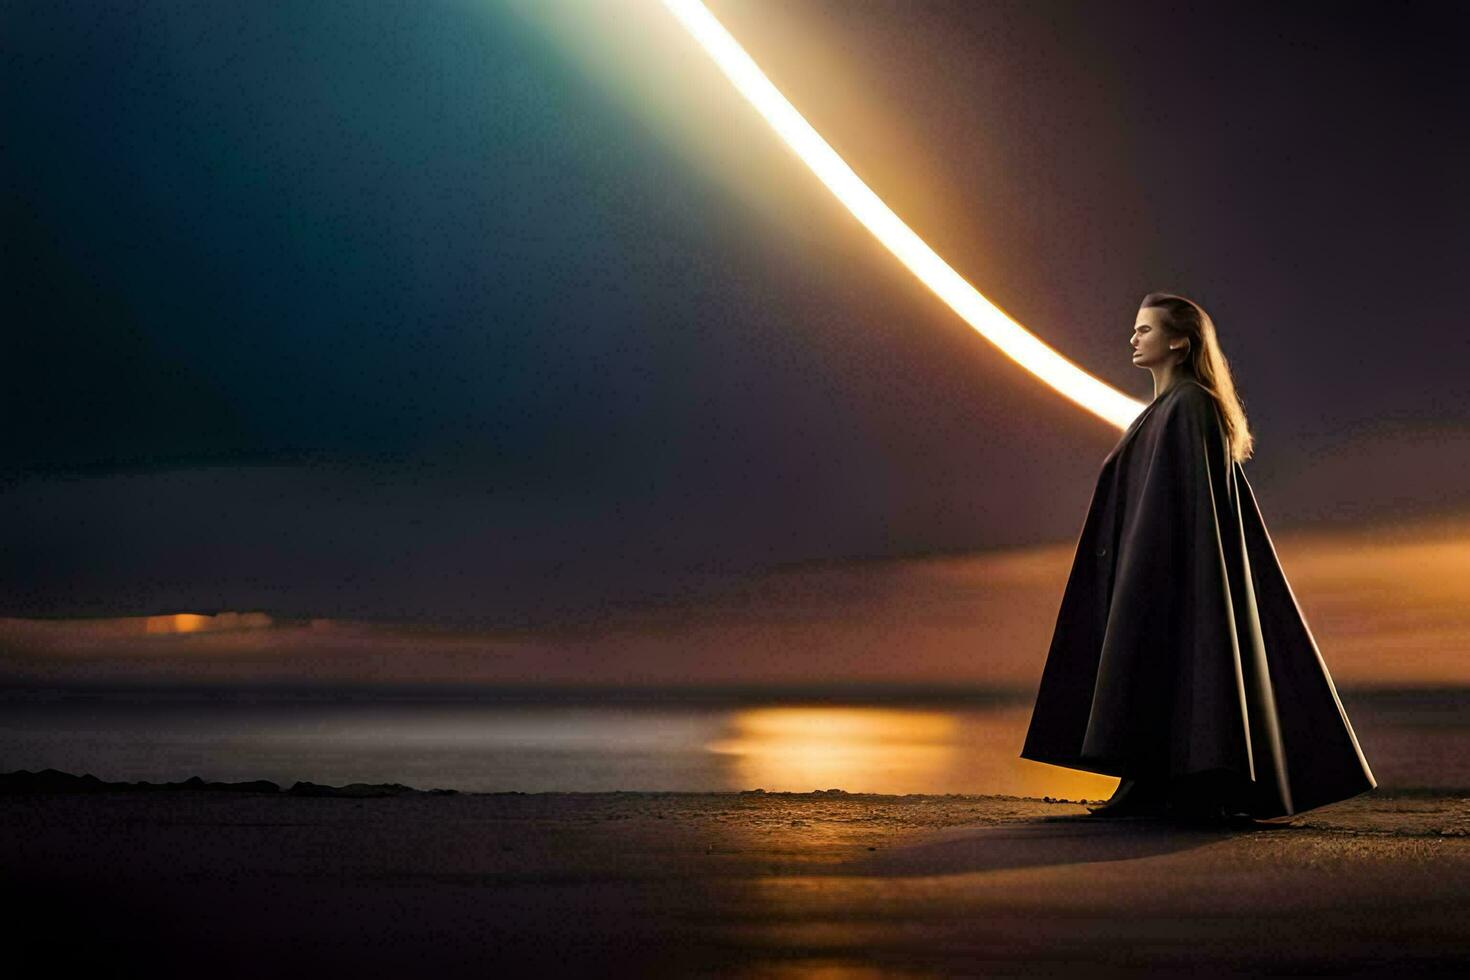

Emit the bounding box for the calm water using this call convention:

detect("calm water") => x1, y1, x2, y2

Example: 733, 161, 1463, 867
1, 689, 1464, 798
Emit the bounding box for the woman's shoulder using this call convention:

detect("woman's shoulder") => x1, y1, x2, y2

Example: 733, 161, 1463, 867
1169, 377, 1209, 399
1155, 380, 1230, 458
1163, 378, 1213, 409
1156, 378, 1221, 428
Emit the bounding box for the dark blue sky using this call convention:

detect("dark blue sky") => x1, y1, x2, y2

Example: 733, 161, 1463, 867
4, 0, 1467, 625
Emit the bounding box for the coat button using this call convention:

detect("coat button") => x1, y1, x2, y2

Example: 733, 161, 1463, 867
1096, 545, 1108, 557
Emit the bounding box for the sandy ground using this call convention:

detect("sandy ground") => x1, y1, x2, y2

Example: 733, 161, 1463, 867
4, 788, 1468, 977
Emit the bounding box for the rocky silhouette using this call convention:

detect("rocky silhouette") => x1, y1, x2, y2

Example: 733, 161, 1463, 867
0, 768, 457, 797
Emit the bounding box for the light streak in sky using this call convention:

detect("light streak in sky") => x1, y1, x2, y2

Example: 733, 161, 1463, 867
659, 0, 1145, 430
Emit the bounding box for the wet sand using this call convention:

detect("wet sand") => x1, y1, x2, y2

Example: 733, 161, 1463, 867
4, 785, 1468, 977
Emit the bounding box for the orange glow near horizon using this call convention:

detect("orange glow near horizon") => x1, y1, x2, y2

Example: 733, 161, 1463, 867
0, 513, 1466, 688
659, 0, 1145, 430
146, 613, 209, 634
138, 612, 274, 634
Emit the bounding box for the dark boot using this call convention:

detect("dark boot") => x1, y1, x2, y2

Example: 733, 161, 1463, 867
1086, 777, 1168, 818
1165, 770, 1247, 825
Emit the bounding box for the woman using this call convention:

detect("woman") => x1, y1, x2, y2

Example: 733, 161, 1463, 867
1020, 292, 1376, 822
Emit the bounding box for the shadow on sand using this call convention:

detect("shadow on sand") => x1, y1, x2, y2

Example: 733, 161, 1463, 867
843, 813, 1291, 877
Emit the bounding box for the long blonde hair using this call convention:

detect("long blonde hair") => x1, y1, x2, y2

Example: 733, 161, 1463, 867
1140, 291, 1255, 463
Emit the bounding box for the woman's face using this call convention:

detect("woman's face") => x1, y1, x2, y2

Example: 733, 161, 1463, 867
1130, 306, 1183, 368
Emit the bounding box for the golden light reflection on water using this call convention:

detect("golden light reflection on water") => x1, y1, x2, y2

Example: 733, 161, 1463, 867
706, 705, 1119, 800
706, 707, 954, 794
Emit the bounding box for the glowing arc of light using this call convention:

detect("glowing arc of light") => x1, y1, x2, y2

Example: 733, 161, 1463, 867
660, 0, 1145, 430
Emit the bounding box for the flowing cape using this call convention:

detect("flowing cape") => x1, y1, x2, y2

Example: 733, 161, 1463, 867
1020, 379, 1375, 817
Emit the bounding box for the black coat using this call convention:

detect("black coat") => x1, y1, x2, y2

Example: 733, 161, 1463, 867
1020, 378, 1376, 817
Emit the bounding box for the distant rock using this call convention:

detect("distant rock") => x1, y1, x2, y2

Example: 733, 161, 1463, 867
0, 769, 111, 794
0, 768, 282, 794
0, 768, 456, 797
287, 780, 425, 798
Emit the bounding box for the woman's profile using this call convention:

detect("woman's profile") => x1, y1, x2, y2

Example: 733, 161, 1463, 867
1020, 292, 1376, 822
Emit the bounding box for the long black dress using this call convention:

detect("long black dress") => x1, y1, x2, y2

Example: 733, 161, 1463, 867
1020, 377, 1375, 818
